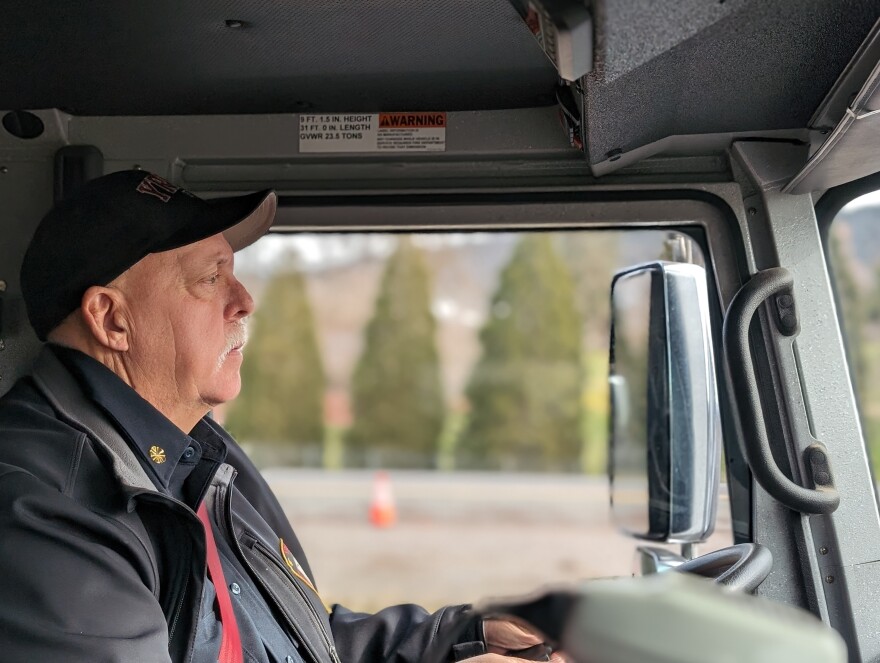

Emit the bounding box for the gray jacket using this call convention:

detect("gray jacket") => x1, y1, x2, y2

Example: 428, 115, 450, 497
0, 348, 481, 662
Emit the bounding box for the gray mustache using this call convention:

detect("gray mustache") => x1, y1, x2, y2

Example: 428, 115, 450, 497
222, 322, 249, 357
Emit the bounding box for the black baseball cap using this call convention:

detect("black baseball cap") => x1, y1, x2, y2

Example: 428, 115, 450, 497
21, 169, 277, 341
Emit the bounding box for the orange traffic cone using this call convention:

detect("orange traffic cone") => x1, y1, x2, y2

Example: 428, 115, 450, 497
369, 471, 397, 528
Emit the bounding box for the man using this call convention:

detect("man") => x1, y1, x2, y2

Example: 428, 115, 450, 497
0, 170, 563, 662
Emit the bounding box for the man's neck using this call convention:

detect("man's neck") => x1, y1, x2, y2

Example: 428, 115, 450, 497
131, 386, 207, 434
52, 340, 207, 433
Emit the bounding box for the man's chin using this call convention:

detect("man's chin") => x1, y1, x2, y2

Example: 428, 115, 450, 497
206, 368, 243, 406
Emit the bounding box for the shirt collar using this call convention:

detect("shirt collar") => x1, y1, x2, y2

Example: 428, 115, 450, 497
50, 344, 196, 490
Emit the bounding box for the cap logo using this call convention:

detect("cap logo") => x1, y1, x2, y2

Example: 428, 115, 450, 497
136, 173, 179, 203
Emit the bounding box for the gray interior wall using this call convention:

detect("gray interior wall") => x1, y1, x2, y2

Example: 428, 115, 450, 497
0, 135, 57, 394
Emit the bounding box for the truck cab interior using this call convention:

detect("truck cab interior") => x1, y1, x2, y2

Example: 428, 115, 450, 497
3, 1, 880, 661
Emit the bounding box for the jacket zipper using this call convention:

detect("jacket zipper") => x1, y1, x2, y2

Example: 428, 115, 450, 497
251, 539, 341, 663
134, 492, 198, 659
167, 570, 190, 644
220, 472, 341, 663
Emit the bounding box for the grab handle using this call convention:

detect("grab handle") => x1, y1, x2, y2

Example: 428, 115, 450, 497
723, 267, 839, 514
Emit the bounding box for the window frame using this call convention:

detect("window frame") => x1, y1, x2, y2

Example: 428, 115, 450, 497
266, 189, 753, 544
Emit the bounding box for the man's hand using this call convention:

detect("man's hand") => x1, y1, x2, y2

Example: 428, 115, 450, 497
464, 656, 567, 663
463, 618, 569, 662
485, 618, 544, 654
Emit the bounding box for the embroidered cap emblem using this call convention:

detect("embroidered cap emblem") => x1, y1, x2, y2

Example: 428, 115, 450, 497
149, 446, 167, 464
135, 173, 179, 203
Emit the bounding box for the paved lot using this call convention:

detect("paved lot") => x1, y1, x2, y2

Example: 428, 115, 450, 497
263, 469, 733, 612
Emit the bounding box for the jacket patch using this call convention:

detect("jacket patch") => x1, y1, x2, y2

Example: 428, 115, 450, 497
280, 539, 317, 594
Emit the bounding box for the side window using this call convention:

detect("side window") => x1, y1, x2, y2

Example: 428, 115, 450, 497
224, 229, 732, 611
829, 192, 880, 473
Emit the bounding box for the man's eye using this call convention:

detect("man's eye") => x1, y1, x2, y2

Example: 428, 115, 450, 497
205, 274, 219, 285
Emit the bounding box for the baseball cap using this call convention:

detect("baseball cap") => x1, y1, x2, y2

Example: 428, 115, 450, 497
20, 169, 277, 341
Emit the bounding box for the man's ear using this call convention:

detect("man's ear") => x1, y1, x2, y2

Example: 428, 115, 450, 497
80, 286, 131, 351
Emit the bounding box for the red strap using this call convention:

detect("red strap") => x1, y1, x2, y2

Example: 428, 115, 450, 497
197, 502, 244, 663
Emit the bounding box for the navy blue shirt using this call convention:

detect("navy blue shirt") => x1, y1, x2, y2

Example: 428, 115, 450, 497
52, 345, 305, 663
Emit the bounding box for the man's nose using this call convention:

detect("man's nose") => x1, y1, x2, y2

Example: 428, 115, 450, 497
227, 276, 255, 320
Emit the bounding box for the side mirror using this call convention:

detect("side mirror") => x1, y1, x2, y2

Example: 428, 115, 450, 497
608, 262, 721, 543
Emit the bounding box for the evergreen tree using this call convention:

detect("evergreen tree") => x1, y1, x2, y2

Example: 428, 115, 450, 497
868, 262, 880, 324
830, 233, 867, 391
829, 229, 879, 466
557, 232, 619, 345
457, 234, 583, 471
557, 232, 619, 473
347, 238, 445, 468
226, 269, 325, 456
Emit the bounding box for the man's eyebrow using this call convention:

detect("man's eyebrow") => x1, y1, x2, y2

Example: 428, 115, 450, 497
193, 252, 230, 267
178, 251, 231, 276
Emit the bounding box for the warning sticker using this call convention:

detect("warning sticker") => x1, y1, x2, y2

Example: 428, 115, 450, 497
299, 113, 446, 153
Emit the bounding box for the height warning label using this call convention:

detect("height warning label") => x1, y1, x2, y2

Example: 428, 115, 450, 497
299, 113, 447, 153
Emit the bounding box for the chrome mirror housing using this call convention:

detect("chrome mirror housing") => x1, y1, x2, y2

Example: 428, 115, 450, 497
608, 262, 721, 543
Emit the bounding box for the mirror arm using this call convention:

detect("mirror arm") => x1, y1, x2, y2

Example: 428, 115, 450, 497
675, 543, 773, 592
723, 267, 840, 515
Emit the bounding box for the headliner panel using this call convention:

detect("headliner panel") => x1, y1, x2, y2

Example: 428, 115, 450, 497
1, 0, 558, 114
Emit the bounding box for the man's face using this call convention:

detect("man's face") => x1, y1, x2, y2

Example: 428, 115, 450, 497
115, 233, 254, 416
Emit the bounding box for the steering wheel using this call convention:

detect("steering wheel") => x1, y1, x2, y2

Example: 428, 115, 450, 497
675, 543, 773, 592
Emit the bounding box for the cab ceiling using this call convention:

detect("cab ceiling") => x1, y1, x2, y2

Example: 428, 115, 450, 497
1, 1, 879, 168
1, 0, 558, 114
